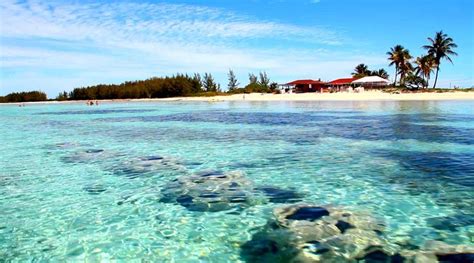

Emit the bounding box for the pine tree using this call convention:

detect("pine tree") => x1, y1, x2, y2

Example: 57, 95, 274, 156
259, 71, 270, 88
203, 73, 217, 92
227, 69, 239, 91
248, 73, 258, 84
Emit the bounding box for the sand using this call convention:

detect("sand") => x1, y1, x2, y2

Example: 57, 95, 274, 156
3, 91, 474, 105
153, 90, 474, 102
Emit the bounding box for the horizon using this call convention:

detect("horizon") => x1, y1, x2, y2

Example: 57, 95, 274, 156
1, 0, 473, 97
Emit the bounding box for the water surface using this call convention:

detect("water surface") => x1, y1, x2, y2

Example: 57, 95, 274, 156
0, 100, 473, 261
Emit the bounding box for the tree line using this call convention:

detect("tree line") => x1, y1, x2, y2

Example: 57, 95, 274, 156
66, 74, 207, 100
63, 71, 276, 101
1, 70, 279, 102
0, 91, 47, 103
63, 70, 278, 100
227, 70, 278, 94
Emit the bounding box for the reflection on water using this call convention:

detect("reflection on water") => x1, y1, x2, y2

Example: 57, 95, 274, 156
0, 100, 473, 261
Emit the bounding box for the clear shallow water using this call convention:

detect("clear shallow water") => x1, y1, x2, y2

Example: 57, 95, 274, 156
0, 100, 473, 261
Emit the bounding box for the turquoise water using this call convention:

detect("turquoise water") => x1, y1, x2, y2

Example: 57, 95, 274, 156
0, 100, 473, 261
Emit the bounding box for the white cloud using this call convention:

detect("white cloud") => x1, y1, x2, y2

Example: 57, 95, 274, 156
0, 0, 389, 96
0, 0, 341, 45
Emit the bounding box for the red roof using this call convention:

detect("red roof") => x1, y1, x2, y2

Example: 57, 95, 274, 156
328, 77, 359, 85
286, 79, 325, 85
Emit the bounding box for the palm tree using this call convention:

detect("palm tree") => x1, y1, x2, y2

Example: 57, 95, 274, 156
405, 73, 427, 89
398, 49, 413, 85
352, 64, 370, 78
371, 69, 389, 79
387, 45, 405, 85
414, 55, 435, 88
423, 31, 458, 88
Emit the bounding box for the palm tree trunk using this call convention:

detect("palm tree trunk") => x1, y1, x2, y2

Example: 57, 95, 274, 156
393, 66, 398, 86
426, 75, 430, 89
432, 67, 439, 89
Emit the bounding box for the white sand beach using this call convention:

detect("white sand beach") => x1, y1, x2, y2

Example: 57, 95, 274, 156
153, 90, 474, 102
4, 90, 474, 105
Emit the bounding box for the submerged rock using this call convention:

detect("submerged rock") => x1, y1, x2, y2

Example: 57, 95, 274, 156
60, 148, 106, 163
275, 204, 385, 231
335, 220, 354, 234
242, 204, 474, 262
241, 228, 300, 262
160, 170, 258, 212
356, 249, 405, 263
255, 186, 303, 203
83, 184, 107, 195
116, 195, 139, 205
242, 204, 389, 262
436, 253, 474, 262
85, 149, 104, 154
427, 213, 474, 231
112, 155, 185, 179
417, 241, 474, 263
44, 142, 85, 154
285, 206, 329, 221
53, 142, 80, 149
389, 241, 474, 263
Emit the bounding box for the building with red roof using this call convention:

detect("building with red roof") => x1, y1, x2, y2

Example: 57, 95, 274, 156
284, 79, 326, 93
327, 77, 359, 86
326, 77, 360, 92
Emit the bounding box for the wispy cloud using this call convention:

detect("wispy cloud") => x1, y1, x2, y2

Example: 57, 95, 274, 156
0, 0, 386, 95
0, 0, 341, 45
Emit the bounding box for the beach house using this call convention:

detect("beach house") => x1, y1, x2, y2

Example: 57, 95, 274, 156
327, 77, 359, 92
352, 76, 390, 89
284, 79, 326, 93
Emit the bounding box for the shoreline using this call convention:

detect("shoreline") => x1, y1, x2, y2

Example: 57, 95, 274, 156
2, 91, 474, 105
155, 91, 474, 102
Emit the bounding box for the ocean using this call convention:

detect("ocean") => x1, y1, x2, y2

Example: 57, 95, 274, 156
1, 100, 473, 261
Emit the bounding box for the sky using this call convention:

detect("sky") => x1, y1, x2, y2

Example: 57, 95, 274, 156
1, 0, 473, 97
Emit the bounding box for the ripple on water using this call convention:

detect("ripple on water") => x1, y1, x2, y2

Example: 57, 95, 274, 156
1, 101, 473, 261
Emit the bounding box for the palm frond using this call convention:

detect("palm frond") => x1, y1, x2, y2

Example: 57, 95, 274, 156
447, 43, 458, 48
446, 50, 458, 56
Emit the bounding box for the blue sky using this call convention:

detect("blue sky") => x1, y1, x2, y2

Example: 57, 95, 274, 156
1, 0, 473, 96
